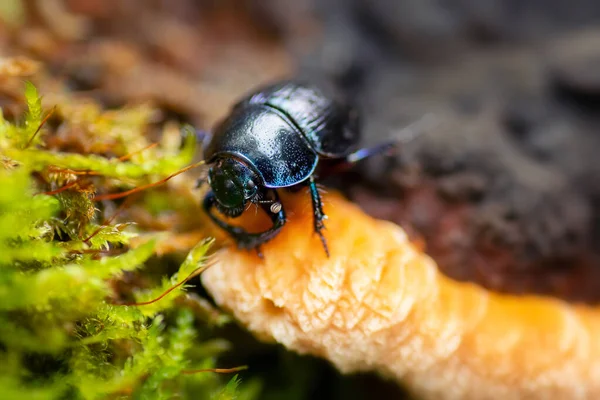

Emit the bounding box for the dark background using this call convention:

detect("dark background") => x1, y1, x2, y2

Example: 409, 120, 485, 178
2, 1, 600, 398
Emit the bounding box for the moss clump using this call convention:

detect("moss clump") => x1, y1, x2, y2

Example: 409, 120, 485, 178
0, 76, 257, 400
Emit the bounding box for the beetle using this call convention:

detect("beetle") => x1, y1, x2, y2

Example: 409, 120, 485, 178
198, 80, 403, 258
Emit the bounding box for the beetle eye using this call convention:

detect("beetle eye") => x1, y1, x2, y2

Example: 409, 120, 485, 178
224, 179, 235, 191
247, 180, 255, 189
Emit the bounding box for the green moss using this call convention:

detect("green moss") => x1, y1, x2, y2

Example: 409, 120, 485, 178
0, 82, 253, 399
0, 0, 25, 27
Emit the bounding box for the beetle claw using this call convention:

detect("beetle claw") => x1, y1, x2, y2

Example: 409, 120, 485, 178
317, 231, 330, 258
255, 247, 264, 259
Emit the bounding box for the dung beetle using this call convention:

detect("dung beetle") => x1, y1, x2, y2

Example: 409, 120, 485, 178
198, 80, 412, 257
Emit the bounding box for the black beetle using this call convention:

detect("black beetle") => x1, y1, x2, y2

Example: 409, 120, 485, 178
198, 80, 405, 258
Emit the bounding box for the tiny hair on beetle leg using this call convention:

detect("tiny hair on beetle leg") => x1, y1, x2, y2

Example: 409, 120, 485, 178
316, 183, 328, 194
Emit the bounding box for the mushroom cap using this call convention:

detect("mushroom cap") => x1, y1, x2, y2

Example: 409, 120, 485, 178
202, 191, 600, 400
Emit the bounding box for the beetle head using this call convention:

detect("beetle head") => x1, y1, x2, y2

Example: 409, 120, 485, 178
208, 157, 259, 218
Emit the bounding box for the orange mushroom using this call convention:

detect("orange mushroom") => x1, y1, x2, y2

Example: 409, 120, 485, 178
201, 190, 600, 400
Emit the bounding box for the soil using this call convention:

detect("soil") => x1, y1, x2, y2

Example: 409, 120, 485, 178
301, 1, 600, 304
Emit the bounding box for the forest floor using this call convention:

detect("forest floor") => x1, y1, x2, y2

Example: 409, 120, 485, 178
2, 0, 600, 300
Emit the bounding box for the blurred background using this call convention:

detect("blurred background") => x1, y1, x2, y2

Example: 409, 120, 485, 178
1, 0, 600, 398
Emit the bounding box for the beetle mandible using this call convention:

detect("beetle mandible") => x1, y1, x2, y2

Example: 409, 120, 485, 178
198, 80, 401, 258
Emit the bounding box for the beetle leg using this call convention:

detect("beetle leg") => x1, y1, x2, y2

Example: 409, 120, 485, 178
333, 114, 438, 169
308, 176, 330, 257
344, 140, 397, 164
203, 190, 286, 258
318, 140, 399, 178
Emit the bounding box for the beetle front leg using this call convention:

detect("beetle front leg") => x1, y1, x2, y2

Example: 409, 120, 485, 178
203, 190, 286, 257
308, 176, 330, 257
